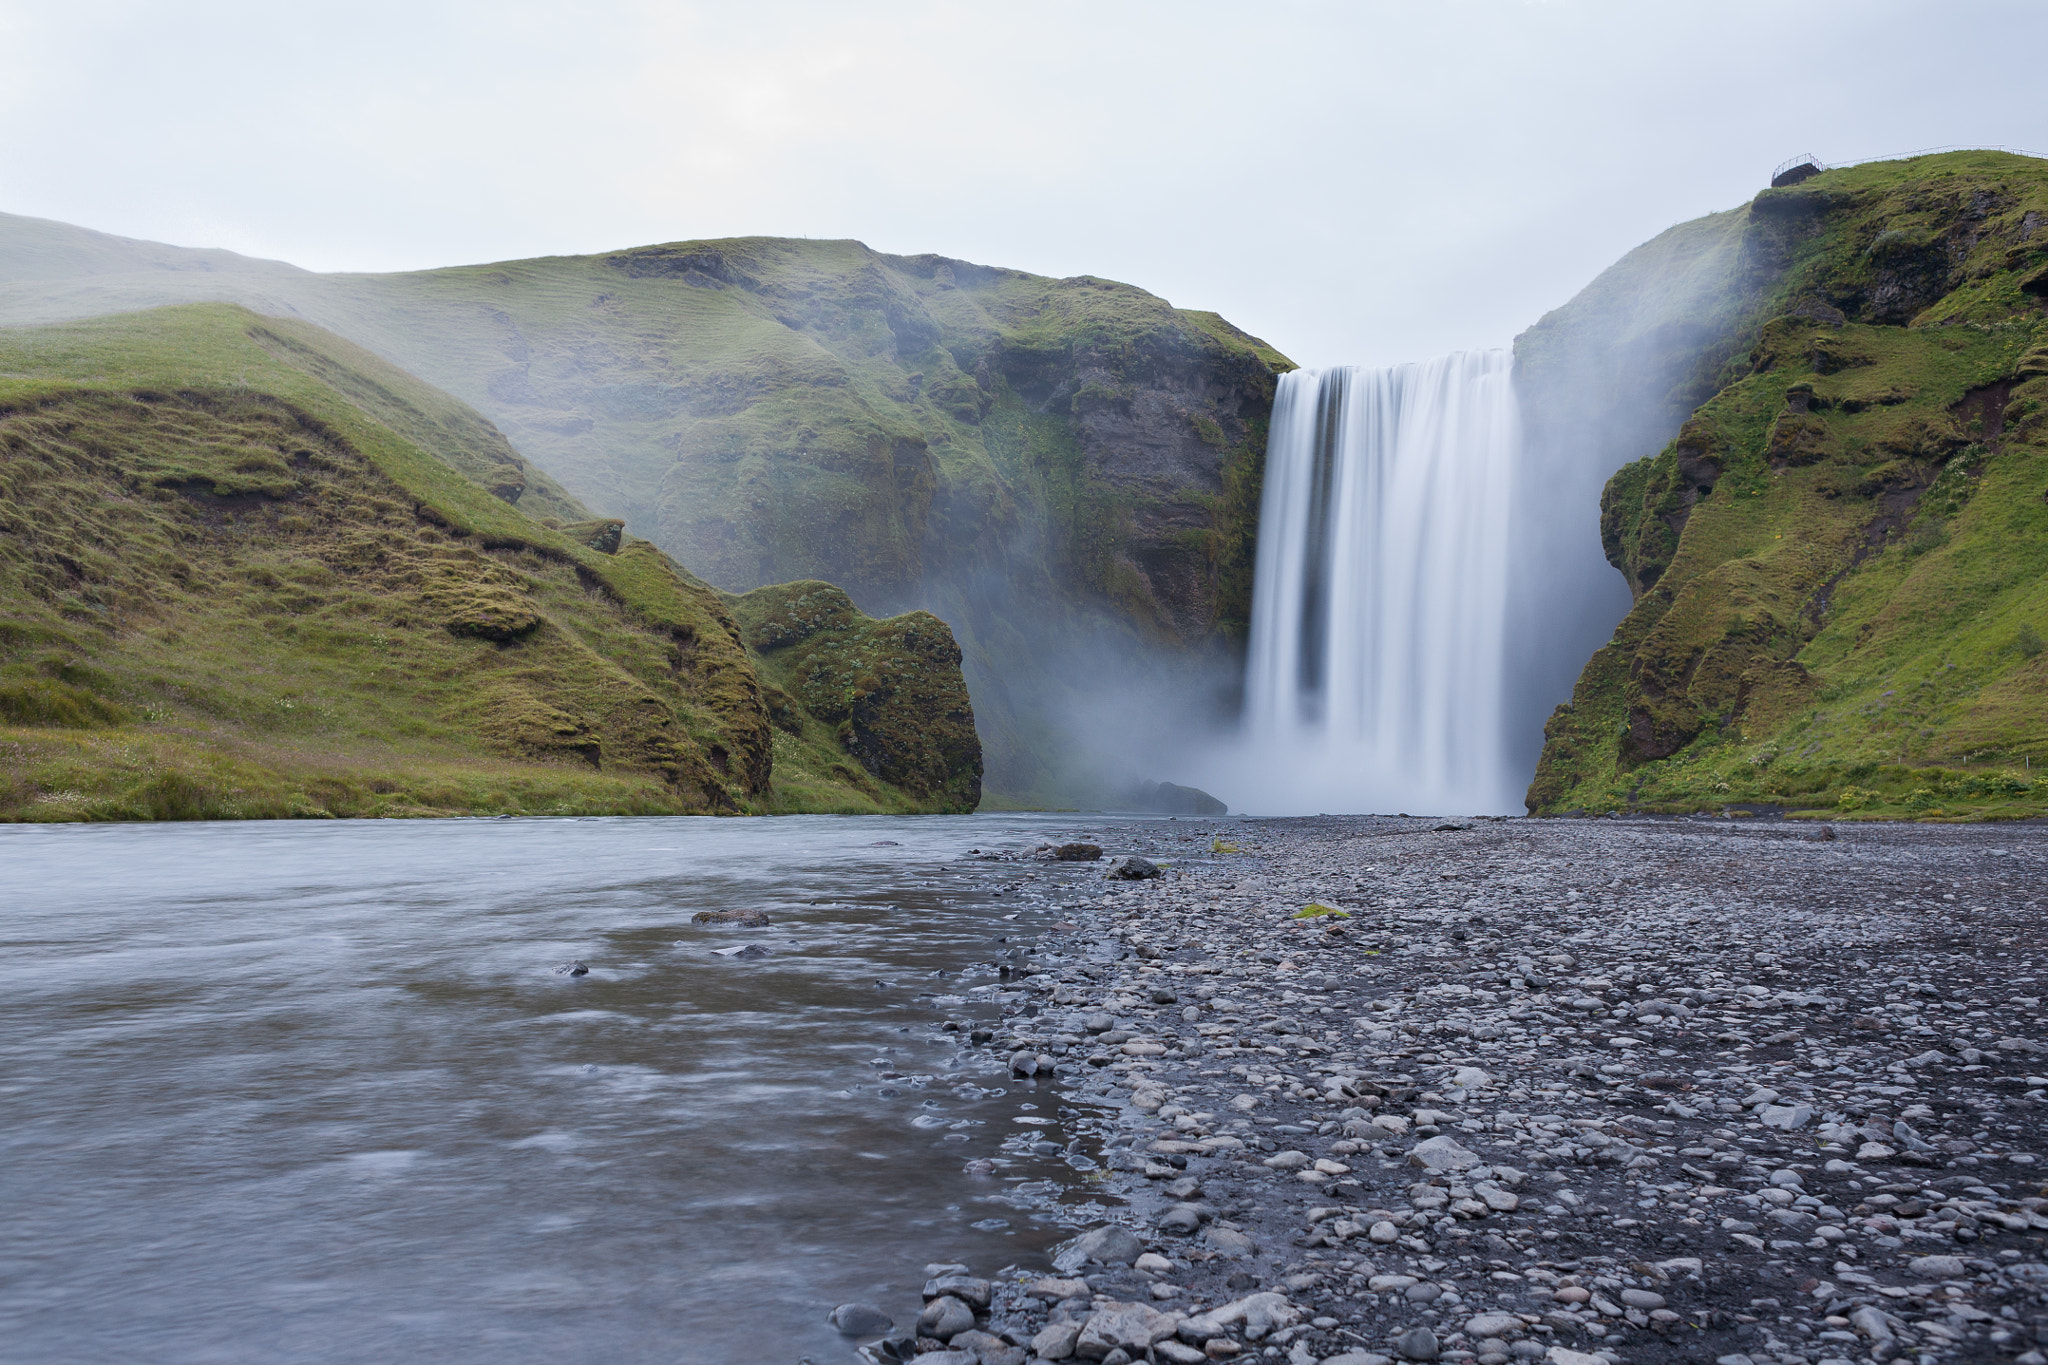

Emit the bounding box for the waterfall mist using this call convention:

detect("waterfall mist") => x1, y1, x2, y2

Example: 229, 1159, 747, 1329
1196, 352, 1521, 816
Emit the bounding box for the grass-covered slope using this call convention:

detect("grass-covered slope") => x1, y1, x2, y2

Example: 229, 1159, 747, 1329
0, 304, 978, 819
1530, 151, 2048, 820
0, 220, 1292, 800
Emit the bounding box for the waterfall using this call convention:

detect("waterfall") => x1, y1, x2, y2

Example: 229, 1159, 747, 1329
1238, 351, 1520, 815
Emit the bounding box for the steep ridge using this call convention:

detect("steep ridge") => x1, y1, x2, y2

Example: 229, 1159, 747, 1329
0, 221, 1293, 801
1529, 151, 2048, 819
0, 304, 979, 819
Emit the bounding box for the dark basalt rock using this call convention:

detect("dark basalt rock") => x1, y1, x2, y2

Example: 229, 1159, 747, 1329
1125, 779, 1227, 816
692, 908, 770, 926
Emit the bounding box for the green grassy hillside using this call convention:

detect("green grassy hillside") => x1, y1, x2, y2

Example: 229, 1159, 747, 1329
1530, 151, 2048, 820
0, 304, 979, 819
0, 218, 1292, 801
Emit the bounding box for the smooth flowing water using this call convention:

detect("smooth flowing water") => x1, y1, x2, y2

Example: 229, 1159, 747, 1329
1234, 353, 1520, 815
0, 815, 1149, 1364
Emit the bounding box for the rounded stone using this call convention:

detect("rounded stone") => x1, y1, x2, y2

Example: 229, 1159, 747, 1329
1393, 1325, 1440, 1361
829, 1302, 893, 1336
917, 1295, 975, 1341
1618, 1288, 1665, 1310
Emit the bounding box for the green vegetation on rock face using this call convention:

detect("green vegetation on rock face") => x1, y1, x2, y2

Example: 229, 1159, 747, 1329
0, 304, 978, 819
730, 581, 981, 814
0, 223, 1292, 801
1530, 151, 2048, 821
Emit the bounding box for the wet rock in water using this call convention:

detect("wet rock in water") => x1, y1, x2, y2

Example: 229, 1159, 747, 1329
1082, 1011, 1116, 1034
691, 908, 770, 926
1108, 856, 1162, 881
961, 1157, 996, 1176
1055, 843, 1104, 862
554, 961, 588, 976
711, 943, 772, 959
829, 1302, 893, 1336
1053, 1223, 1147, 1271
916, 1294, 976, 1340
1391, 1324, 1440, 1360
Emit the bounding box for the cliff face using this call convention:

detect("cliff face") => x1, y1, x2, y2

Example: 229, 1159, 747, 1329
0, 224, 1293, 801
1530, 151, 2048, 820
0, 305, 978, 819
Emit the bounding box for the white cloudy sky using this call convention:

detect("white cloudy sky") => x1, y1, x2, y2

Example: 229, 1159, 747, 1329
2, 0, 2042, 366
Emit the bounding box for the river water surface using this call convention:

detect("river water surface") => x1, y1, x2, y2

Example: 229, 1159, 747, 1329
0, 814, 1150, 1363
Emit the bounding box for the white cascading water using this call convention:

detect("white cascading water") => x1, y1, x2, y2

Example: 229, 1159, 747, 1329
1233, 351, 1520, 815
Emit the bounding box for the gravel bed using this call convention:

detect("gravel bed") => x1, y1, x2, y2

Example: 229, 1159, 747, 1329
852, 815, 2048, 1365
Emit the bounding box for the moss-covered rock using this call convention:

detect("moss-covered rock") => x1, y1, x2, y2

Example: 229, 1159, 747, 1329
732, 581, 981, 812
1531, 151, 2048, 821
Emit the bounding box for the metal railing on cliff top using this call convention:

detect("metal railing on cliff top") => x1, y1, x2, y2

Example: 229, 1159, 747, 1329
1776, 144, 2047, 183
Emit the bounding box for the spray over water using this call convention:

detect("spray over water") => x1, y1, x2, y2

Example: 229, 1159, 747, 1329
1225, 351, 1520, 815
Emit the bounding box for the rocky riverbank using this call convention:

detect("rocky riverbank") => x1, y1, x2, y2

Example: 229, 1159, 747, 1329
847, 815, 2048, 1365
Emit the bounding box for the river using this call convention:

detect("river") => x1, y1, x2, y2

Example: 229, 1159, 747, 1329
0, 814, 1156, 1363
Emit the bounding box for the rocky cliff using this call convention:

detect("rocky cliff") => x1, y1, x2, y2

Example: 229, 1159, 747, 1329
0, 304, 979, 819
0, 224, 1294, 802
1529, 151, 2048, 820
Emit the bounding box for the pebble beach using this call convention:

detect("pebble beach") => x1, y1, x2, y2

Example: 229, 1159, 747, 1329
854, 815, 2048, 1365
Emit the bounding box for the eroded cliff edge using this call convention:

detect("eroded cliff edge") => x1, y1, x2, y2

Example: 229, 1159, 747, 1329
1529, 151, 2048, 820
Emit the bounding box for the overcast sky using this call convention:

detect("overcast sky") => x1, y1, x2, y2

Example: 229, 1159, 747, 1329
2, 0, 2043, 366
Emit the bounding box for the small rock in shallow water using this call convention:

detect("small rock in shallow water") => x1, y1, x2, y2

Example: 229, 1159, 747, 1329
554, 961, 588, 976
828, 1302, 893, 1336
1108, 856, 1162, 880
711, 944, 771, 959
1056, 843, 1104, 861
690, 908, 769, 926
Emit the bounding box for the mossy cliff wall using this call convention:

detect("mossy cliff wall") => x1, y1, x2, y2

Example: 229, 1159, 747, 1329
0, 225, 1294, 802
0, 305, 978, 819
1529, 151, 2048, 821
